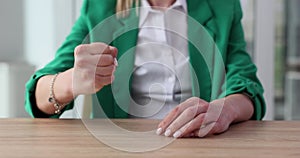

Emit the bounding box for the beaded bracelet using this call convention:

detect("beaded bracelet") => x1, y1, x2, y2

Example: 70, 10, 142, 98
48, 73, 64, 114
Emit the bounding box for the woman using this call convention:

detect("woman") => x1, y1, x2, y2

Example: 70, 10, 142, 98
25, 0, 266, 138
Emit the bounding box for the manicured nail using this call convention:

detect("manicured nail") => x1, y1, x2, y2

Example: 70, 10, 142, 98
114, 58, 118, 66
173, 131, 182, 138
164, 129, 171, 137
156, 128, 162, 135
109, 46, 116, 52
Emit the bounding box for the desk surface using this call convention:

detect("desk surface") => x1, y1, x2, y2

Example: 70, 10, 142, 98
0, 119, 300, 158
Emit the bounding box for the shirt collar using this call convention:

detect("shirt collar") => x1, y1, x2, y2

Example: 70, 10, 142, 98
139, 0, 187, 26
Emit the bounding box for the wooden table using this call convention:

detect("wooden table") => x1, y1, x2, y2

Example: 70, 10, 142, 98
0, 119, 300, 158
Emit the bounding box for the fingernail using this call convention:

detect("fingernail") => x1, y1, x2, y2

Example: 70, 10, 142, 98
114, 58, 118, 66
164, 129, 171, 137
109, 46, 115, 51
156, 128, 162, 135
173, 131, 181, 138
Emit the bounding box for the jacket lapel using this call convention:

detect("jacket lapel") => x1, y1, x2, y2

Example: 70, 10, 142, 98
112, 8, 139, 118
187, 0, 214, 26
187, 0, 221, 101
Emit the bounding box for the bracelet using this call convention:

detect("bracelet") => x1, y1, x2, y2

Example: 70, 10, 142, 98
48, 73, 65, 114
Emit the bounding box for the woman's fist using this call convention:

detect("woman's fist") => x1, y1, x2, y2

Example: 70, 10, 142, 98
73, 43, 118, 96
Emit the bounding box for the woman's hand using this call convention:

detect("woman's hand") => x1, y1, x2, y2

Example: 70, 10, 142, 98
156, 94, 253, 138
73, 43, 118, 96
35, 42, 118, 115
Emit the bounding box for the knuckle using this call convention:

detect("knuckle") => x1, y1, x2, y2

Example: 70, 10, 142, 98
197, 113, 205, 121
94, 42, 107, 47
75, 45, 87, 56
189, 97, 200, 104
185, 107, 196, 115
190, 97, 199, 101
202, 102, 209, 110
171, 106, 181, 117
173, 106, 180, 114
93, 43, 108, 53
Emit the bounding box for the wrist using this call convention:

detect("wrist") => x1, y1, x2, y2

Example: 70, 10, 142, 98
54, 69, 75, 104
225, 94, 254, 123
224, 95, 239, 123
209, 97, 237, 124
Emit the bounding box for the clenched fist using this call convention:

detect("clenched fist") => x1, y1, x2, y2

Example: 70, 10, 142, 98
73, 43, 118, 96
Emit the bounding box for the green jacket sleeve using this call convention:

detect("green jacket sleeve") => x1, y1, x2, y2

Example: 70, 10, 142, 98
221, 1, 266, 120
24, 0, 90, 118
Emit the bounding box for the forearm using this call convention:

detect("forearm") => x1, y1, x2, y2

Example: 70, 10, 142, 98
35, 68, 75, 115
225, 94, 254, 123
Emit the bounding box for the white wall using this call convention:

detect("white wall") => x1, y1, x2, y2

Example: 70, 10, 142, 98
0, 0, 78, 118
0, 0, 24, 62
0, 63, 34, 118
24, 0, 55, 69
0, 0, 35, 118
254, 1, 275, 120
24, 0, 74, 69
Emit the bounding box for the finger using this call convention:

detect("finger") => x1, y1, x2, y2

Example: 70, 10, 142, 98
84, 43, 117, 57
101, 46, 117, 57
96, 45, 117, 58
181, 132, 196, 138
74, 43, 108, 56
201, 101, 224, 127
75, 56, 96, 69
157, 97, 208, 134
88, 43, 110, 55
205, 119, 231, 137
182, 129, 198, 138
205, 122, 223, 136
75, 54, 114, 68
173, 113, 205, 138
95, 75, 115, 88
96, 65, 116, 77
164, 105, 207, 137
97, 54, 114, 67
196, 121, 217, 138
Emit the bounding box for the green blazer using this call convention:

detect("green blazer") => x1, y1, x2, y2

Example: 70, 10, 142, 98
25, 0, 266, 119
